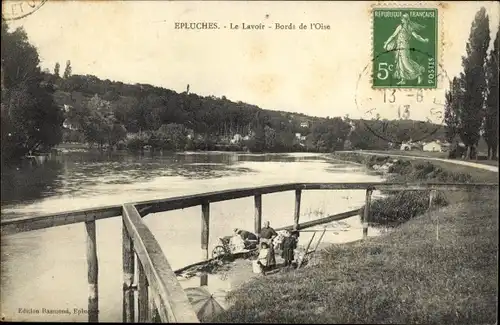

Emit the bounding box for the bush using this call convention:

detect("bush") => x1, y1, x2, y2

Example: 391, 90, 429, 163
336, 154, 484, 226
125, 134, 148, 152
362, 190, 448, 226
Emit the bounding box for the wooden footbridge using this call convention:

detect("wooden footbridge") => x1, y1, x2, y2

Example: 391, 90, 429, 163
1, 182, 497, 323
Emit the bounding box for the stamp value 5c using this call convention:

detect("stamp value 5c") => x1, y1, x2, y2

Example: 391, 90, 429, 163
372, 8, 438, 89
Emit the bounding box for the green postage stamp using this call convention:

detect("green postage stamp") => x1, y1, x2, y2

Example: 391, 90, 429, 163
372, 8, 438, 89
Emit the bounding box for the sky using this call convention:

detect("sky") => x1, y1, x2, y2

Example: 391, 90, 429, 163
4, 1, 500, 122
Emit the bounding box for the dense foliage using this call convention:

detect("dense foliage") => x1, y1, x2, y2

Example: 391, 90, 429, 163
484, 26, 499, 160
445, 7, 498, 160
50, 70, 446, 153
1, 20, 64, 163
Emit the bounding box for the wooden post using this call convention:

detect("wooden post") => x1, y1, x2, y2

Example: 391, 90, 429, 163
201, 202, 210, 286
254, 194, 262, 236
297, 231, 316, 269
429, 190, 438, 240
294, 189, 302, 230
85, 220, 99, 323
122, 220, 135, 323
137, 260, 148, 322
363, 188, 373, 240
428, 190, 435, 212
148, 287, 161, 323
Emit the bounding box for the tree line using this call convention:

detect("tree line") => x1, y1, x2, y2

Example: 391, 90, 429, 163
444, 7, 499, 160
1, 17, 448, 164
50, 66, 446, 153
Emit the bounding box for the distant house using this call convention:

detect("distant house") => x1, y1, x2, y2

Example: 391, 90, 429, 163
242, 131, 255, 141
230, 134, 243, 144
423, 141, 443, 152
62, 119, 78, 130
400, 143, 411, 151
401, 141, 421, 151
300, 121, 310, 128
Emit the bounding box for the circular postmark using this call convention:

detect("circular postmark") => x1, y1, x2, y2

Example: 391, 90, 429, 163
2, 0, 47, 21
355, 47, 452, 145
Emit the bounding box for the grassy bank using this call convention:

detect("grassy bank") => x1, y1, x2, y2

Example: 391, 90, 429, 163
213, 153, 498, 324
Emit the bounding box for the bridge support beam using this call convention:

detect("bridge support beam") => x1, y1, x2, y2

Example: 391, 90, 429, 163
149, 289, 160, 322
122, 220, 135, 323
294, 189, 302, 230
428, 190, 439, 240
363, 189, 373, 239
254, 194, 262, 236
201, 202, 210, 286
85, 220, 99, 323
137, 260, 148, 322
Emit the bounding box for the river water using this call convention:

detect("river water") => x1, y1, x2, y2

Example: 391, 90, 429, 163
1, 151, 385, 322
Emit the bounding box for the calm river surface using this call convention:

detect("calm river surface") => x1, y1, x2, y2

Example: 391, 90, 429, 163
1, 151, 385, 321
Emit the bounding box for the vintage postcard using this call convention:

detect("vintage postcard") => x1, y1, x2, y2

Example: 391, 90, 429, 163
1, 1, 498, 323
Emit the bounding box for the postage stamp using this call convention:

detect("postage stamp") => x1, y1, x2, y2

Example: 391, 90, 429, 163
372, 8, 438, 89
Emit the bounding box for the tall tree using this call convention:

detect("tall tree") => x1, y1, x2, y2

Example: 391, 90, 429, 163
54, 62, 60, 77
1, 19, 64, 163
63, 60, 72, 78
459, 7, 491, 159
484, 25, 499, 159
444, 77, 462, 143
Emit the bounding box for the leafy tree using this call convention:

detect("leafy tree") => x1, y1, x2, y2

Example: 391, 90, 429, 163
63, 60, 72, 79
444, 77, 463, 143
484, 25, 499, 159
149, 123, 190, 151
459, 7, 491, 159
264, 125, 277, 150
309, 117, 351, 152
67, 94, 126, 149
1, 20, 64, 162
112, 96, 140, 132
54, 62, 60, 77
348, 120, 392, 150
125, 132, 150, 152
246, 124, 266, 152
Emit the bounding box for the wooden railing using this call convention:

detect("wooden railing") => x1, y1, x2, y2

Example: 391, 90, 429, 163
121, 204, 199, 323
1, 182, 498, 323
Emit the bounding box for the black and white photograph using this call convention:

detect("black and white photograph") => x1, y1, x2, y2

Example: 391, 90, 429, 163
1, 1, 499, 323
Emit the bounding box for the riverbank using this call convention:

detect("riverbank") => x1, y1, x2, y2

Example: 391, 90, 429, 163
366, 149, 499, 167
213, 153, 498, 324
344, 150, 499, 170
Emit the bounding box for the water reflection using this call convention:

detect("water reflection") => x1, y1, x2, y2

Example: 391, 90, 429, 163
0, 151, 330, 209
1, 160, 64, 206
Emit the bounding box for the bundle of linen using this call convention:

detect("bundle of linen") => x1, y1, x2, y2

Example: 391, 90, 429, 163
272, 230, 288, 250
